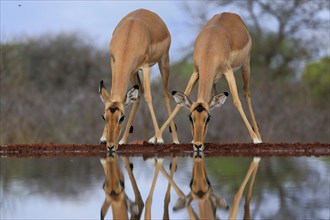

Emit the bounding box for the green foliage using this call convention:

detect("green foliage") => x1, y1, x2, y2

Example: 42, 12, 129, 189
302, 56, 330, 101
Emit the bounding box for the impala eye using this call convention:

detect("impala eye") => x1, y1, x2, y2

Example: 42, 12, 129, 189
206, 115, 211, 124
188, 114, 193, 124
119, 115, 125, 123
102, 115, 105, 121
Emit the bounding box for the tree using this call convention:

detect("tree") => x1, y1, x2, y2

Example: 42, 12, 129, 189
180, 0, 330, 79
302, 56, 330, 102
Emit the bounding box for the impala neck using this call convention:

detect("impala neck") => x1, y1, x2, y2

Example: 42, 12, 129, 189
110, 62, 133, 102
198, 199, 215, 219
196, 67, 216, 103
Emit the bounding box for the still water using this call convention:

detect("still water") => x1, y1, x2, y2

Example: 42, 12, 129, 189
1, 155, 329, 220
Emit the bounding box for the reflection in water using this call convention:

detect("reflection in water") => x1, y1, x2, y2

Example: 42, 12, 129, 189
137, 153, 260, 220
100, 153, 143, 219
229, 157, 260, 220
171, 152, 229, 219
1, 156, 329, 219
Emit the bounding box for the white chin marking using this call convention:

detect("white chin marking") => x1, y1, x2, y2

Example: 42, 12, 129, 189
253, 157, 261, 163
253, 138, 262, 144
119, 140, 125, 145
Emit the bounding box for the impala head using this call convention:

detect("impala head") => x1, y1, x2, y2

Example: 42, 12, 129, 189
173, 152, 229, 215
100, 153, 138, 220
172, 91, 228, 151
99, 80, 138, 151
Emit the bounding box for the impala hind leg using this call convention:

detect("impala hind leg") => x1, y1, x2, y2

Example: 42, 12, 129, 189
241, 59, 262, 141
158, 55, 179, 144
224, 70, 261, 144
120, 73, 143, 144
142, 66, 163, 144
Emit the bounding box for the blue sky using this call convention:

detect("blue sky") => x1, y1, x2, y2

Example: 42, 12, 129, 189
1, 1, 201, 61
2, 1, 329, 61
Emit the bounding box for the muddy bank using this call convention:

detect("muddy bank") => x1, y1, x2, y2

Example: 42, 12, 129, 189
1, 142, 329, 158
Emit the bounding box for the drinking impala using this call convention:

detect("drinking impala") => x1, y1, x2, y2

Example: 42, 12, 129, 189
152, 12, 262, 151
99, 9, 178, 151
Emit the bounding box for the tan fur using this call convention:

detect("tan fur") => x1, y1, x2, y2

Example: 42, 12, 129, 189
229, 157, 260, 220
155, 12, 262, 148
100, 9, 178, 150
172, 154, 228, 219
100, 155, 128, 220
100, 155, 143, 220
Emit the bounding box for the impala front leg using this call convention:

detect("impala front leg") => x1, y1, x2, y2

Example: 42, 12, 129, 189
119, 97, 141, 145
100, 126, 107, 144
150, 72, 199, 143
120, 74, 143, 145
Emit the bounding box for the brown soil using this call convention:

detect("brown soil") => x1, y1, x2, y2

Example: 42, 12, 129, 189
1, 142, 329, 158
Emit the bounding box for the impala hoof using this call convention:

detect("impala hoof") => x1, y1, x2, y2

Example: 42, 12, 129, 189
107, 146, 116, 152
253, 157, 261, 162
253, 138, 262, 144
156, 138, 164, 144
100, 136, 106, 144
148, 136, 156, 144
148, 137, 164, 144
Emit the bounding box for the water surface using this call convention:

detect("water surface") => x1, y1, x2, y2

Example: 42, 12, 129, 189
1, 155, 329, 219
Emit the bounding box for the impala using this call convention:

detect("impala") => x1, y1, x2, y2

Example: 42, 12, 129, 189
152, 12, 262, 151
173, 152, 229, 219
100, 154, 139, 219
99, 9, 178, 151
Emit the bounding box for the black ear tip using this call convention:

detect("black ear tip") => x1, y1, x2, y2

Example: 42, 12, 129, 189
99, 80, 104, 93
172, 91, 177, 96
224, 92, 229, 97
100, 80, 104, 88
133, 85, 139, 90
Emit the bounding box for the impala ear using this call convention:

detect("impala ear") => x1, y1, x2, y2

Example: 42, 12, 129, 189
100, 198, 111, 220
210, 194, 229, 210
125, 85, 139, 106
99, 80, 110, 104
173, 194, 192, 211
172, 91, 192, 109
209, 92, 228, 110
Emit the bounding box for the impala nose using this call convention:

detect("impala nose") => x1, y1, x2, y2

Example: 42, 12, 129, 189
194, 144, 203, 150
196, 190, 206, 198
110, 190, 119, 196
107, 145, 115, 152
